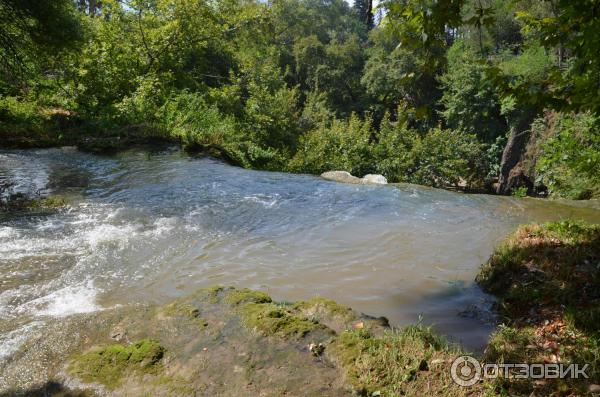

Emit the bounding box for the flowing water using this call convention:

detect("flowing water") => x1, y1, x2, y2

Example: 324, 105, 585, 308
1, 146, 599, 360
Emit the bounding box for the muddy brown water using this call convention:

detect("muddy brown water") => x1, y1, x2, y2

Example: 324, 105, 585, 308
1, 146, 599, 359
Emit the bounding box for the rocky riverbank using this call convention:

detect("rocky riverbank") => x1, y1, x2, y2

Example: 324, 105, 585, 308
0, 286, 467, 397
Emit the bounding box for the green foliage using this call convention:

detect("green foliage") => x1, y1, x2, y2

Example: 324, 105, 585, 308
0, 0, 82, 89
409, 128, 483, 188
371, 116, 419, 182
439, 41, 506, 143
517, 0, 600, 113
289, 113, 374, 176
353, 0, 374, 30
1, 0, 599, 198
535, 112, 600, 199
511, 186, 528, 198
0, 96, 43, 132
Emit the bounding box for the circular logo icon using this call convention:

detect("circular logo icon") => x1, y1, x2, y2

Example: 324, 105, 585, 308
450, 355, 482, 387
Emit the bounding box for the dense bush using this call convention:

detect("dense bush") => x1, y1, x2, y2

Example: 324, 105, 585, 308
288, 114, 373, 176
439, 41, 506, 144
289, 111, 485, 187
0, 96, 44, 133
371, 117, 418, 182
408, 128, 484, 188
535, 112, 600, 199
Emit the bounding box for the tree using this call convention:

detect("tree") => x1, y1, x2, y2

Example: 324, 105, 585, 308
517, 0, 600, 113
439, 40, 506, 143
354, 0, 374, 30
0, 0, 82, 88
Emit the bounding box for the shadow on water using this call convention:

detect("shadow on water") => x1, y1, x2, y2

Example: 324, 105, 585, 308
0, 381, 86, 397
393, 280, 498, 353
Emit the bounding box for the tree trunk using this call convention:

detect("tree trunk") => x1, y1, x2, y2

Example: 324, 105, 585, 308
496, 110, 536, 195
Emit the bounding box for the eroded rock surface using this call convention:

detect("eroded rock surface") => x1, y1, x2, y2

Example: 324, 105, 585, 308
0, 287, 360, 396
0, 287, 465, 397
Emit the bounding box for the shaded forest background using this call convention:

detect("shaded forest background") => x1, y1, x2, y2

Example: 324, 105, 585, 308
1, 0, 598, 199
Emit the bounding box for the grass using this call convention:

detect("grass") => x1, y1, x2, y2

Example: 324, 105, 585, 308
331, 326, 471, 397
477, 220, 600, 396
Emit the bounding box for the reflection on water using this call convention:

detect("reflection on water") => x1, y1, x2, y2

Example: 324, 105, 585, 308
1, 146, 599, 358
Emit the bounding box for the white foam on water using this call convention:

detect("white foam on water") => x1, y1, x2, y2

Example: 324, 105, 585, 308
243, 194, 280, 208
144, 217, 177, 237
0, 226, 18, 239
0, 236, 83, 261
83, 223, 139, 250
23, 281, 100, 317
0, 321, 44, 362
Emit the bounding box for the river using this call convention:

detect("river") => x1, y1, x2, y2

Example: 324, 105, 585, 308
1, 146, 599, 360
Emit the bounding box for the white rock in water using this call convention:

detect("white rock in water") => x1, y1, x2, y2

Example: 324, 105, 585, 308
320, 171, 362, 184
362, 174, 388, 185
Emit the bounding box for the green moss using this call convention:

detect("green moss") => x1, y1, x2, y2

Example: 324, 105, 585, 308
224, 288, 272, 305
201, 285, 227, 303
28, 195, 70, 209
239, 302, 326, 339
69, 339, 165, 389
159, 302, 208, 328
161, 302, 200, 319
293, 297, 355, 321
1, 194, 70, 212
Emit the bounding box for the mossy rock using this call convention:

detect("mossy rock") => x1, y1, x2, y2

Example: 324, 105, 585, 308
293, 297, 355, 321
160, 302, 200, 319
1, 194, 70, 212
24, 195, 70, 211
239, 302, 329, 339
224, 288, 272, 305
68, 339, 165, 389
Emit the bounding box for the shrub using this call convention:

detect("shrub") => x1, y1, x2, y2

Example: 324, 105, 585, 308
0, 96, 44, 134
535, 112, 600, 199
439, 41, 506, 144
288, 113, 374, 176
114, 73, 172, 125
371, 116, 418, 182
409, 128, 484, 188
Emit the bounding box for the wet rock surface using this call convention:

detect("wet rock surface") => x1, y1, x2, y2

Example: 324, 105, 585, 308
0, 287, 369, 396
0, 286, 469, 397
